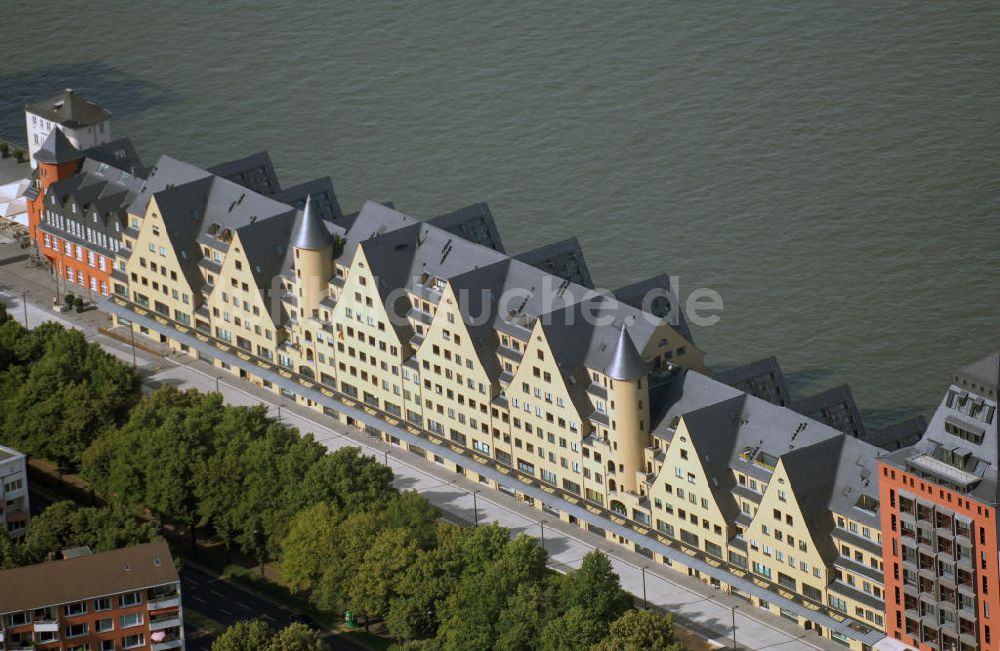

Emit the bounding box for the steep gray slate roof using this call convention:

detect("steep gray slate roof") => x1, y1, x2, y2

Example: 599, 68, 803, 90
208, 151, 281, 197
780, 435, 885, 563
604, 324, 647, 381
127, 155, 216, 217
275, 176, 343, 221
956, 351, 999, 399
715, 356, 791, 407
82, 137, 147, 177
26, 89, 110, 127
151, 174, 294, 293
515, 237, 594, 289
612, 274, 692, 343
337, 201, 697, 392
792, 385, 865, 437
291, 195, 335, 250
678, 392, 845, 522
34, 127, 83, 165
429, 203, 506, 252
864, 415, 927, 451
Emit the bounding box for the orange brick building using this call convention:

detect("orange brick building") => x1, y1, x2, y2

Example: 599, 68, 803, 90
879, 353, 1000, 651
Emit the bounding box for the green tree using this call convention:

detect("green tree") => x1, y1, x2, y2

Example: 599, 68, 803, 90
435, 534, 549, 651
348, 528, 421, 628
383, 491, 439, 548
280, 501, 344, 591
593, 609, 685, 651
20, 500, 158, 565
560, 551, 632, 625
311, 511, 385, 613
210, 619, 274, 651
267, 622, 326, 651
538, 606, 606, 651
298, 446, 395, 513
494, 582, 549, 651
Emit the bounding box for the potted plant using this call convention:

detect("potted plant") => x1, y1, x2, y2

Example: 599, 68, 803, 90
0, 142, 9, 158
64, 292, 75, 307
74, 296, 84, 313
13, 147, 26, 163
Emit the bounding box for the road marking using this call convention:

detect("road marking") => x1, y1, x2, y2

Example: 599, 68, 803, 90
262, 614, 277, 622
237, 601, 251, 610
219, 608, 233, 616
191, 595, 207, 604
210, 590, 224, 598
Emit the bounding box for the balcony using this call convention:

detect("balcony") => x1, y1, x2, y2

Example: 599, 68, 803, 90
33, 620, 59, 633
147, 595, 181, 611
150, 615, 182, 631
151, 636, 184, 651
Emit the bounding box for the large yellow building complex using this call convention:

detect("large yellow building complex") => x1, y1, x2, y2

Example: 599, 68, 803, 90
103, 154, 898, 649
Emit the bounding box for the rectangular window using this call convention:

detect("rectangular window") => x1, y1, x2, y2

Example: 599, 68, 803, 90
122, 634, 145, 649
118, 592, 142, 608
64, 602, 87, 616
95, 617, 114, 632
120, 612, 143, 628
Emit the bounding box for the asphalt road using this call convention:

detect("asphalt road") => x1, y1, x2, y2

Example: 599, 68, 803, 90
180, 564, 368, 651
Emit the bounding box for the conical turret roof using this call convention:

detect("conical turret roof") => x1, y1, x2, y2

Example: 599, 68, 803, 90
605, 323, 647, 381
291, 195, 334, 250
34, 128, 83, 165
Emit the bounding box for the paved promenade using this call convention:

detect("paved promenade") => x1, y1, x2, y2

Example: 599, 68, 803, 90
0, 240, 842, 650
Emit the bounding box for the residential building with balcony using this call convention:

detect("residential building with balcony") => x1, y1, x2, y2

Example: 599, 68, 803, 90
0, 541, 183, 651
0, 444, 29, 540
879, 352, 1000, 651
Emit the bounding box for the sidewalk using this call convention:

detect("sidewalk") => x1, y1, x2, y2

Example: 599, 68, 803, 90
0, 244, 839, 651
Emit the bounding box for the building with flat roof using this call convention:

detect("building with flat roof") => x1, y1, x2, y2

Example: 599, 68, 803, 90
0, 443, 29, 540
0, 541, 184, 651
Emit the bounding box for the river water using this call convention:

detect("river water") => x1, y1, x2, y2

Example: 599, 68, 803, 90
5, 1, 999, 425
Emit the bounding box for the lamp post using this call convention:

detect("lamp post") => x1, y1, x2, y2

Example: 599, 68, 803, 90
472, 490, 480, 526
20, 290, 28, 327
641, 566, 648, 609
130, 327, 137, 368
383, 450, 390, 466
276, 404, 282, 424
215, 376, 220, 393
539, 520, 546, 550
731, 605, 738, 650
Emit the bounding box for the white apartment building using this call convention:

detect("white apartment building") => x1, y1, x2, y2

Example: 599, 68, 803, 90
25, 90, 111, 168
0, 444, 29, 539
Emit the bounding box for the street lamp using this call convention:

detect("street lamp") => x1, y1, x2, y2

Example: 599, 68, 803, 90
731, 605, 738, 650
276, 404, 282, 423
641, 566, 648, 609
20, 290, 28, 327
383, 450, 390, 466
215, 376, 221, 393
130, 327, 137, 368
472, 490, 480, 526
539, 520, 547, 550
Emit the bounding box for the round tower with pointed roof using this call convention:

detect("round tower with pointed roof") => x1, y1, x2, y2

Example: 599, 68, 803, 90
292, 195, 334, 322
27, 128, 85, 247
603, 322, 651, 494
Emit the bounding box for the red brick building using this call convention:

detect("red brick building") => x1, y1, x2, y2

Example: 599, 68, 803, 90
879, 353, 1000, 651
25, 128, 145, 300
0, 542, 184, 650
